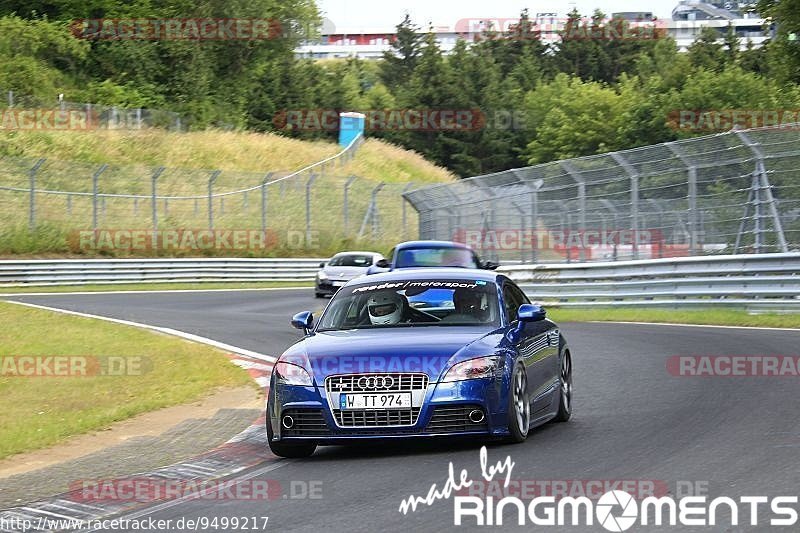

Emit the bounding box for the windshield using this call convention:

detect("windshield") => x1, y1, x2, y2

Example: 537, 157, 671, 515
317, 279, 499, 331
327, 254, 374, 267
395, 247, 478, 268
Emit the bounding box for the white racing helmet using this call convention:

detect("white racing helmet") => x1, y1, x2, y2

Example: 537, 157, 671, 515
367, 292, 404, 325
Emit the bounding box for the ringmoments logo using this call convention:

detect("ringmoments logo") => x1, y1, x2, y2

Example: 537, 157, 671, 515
397, 448, 800, 529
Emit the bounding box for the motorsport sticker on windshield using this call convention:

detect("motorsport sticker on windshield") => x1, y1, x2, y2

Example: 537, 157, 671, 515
352, 280, 482, 293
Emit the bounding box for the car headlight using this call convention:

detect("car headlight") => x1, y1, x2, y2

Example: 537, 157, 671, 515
274, 362, 313, 386
442, 356, 502, 382
317, 271, 328, 281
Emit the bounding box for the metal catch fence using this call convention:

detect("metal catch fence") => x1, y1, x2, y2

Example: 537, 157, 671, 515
404, 125, 800, 263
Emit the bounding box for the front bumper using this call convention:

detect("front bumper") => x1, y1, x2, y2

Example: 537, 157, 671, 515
267, 377, 510, 445
315, 280, 348, 295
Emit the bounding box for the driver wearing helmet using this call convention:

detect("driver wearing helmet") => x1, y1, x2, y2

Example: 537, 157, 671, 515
442, 289, 489, 323
367, 292, 408, 325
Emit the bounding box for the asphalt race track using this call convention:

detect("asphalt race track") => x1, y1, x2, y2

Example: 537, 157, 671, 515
3, 289, 800, 532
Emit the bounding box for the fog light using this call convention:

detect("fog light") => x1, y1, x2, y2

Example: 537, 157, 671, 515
282, 415, 294, 429
468, 409, 485, 423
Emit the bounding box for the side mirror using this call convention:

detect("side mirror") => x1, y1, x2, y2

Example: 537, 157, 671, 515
291, 311, 314, 334
319, 262, 325, 268
518, 304, 546, 322
482, 261, 500, 271
375, 258, 390, 268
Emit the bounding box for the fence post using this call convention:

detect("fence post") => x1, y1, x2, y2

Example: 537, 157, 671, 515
647, 199, 665, 259
343, 175, 357, 236
529, 179, 544, 264
306, 174, 318, 245
66, 194, 72, 216
610, 153, 640, 260
261, 173, 273, 234
358, 183, 385, 240
371, 183, 385, 239
401, 182, 415, 239
666, 143, 699, 255
151, 167, 165, 241
561, 162, 587, 262
207, 170, 221, 230
735, 130, 789, 253
28, 159, 45, 230
92, 164, 108, 231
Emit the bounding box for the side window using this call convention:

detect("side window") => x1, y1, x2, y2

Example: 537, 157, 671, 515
510, 283, 530, 306
503, 284, 523, 323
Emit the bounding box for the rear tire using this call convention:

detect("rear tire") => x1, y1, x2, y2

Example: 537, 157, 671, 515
554, 345, 572, 423
505, 362, 530, 443
267, 420, 317, 458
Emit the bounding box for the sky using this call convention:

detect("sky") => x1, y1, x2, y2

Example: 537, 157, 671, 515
316, 0, 681, 30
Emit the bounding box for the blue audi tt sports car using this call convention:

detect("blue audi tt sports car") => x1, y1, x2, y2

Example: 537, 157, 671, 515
266, 268, 573, 457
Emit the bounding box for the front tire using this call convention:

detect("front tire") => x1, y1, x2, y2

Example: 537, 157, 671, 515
267, 420, 317, 458
505, 362, 530, 443
553, 345, 572, 422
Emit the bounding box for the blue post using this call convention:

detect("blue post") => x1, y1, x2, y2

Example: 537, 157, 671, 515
339, 112, 365, 148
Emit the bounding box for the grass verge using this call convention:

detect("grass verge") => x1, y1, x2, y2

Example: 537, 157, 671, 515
0, 300, 255, 460
0, 280, 309, 294
548, 307, 800, 329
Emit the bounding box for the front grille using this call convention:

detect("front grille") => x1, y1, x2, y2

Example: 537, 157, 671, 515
325, 373, 429, 393
426, 405, 488, 433
281, 408, 331, 436
333, 408, 421, 427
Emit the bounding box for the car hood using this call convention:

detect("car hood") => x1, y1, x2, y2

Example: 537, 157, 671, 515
281, 327, 501, 382
322, 266, 368, 280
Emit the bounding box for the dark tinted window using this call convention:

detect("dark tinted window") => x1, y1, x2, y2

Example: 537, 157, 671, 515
502, 282, 529, 322
395, 247, 478, 268
328, 254, 373, 267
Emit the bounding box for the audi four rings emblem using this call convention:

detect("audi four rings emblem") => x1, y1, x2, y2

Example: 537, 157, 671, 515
358, 376, 394, 389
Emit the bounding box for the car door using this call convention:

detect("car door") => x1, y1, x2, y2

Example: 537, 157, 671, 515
502, 280, 558, 414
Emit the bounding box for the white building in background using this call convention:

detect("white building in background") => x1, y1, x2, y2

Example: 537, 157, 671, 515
294, 2, 771, 59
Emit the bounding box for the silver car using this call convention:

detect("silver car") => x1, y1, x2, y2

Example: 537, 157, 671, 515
314, 251, 385, 298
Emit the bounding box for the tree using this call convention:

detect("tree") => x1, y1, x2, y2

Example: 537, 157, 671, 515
379, 14, 423, 90
757, 0, 800, 83
523, 74, 628, 163
687, 26, 725, 71
723, 23, 740, 65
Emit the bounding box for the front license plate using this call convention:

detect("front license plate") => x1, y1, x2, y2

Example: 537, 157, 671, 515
340, 393, 412, 409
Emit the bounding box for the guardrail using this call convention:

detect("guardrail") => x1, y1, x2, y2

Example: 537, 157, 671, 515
2, 254, 798, 313
0, 258, 325, 287
501, 253, 800, 311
